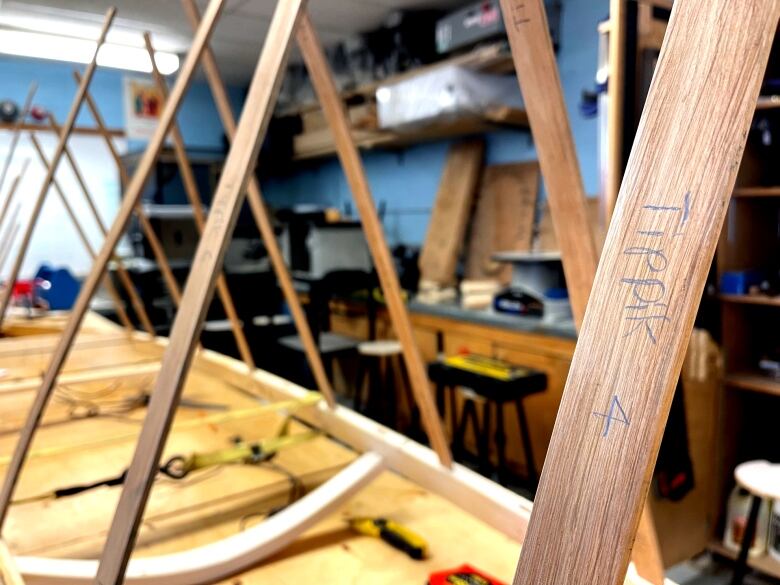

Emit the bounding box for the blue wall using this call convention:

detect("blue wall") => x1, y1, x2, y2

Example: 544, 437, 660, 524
260, 0, 607, 247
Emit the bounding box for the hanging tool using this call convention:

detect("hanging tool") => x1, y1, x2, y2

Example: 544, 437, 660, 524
348, 517, 428, 560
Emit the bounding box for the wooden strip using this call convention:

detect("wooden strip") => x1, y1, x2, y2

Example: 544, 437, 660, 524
606, 0, 627, 223
0, 222, 20, 276
143, 32, 255, 371
47, 114, 156, 336
181, 0, 336, 407
0, 160, 29, 237
94, 2, 304, 581
419, 140, 484, 287
0, 539, 24, 585
0, 0, 226, 529
512, 1, 779, 583
75, 71, 183, 308
0, 83, 36, 199
297, 12, 452, 467
28, 133, 136, 333
0, 10, 116, 330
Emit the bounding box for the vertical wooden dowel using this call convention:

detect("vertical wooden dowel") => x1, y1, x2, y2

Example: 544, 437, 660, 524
0, 0, 226, 530
143, 32, 256, 372
182, 0, 336, 407
297, 13, 452, 466
0, 9, 116, 329
94, 2, 304, 581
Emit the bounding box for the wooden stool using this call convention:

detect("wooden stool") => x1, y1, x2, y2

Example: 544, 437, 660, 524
428, 355, 546, 487
730, 460, 780, 585
354, 340, 413, 430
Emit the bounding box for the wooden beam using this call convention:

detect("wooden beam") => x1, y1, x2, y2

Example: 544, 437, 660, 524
0, 10, 116, 330
297, 12, 452, 466
512, 1, 779, 583
0, 160, 29, 237
0, 83, 36, 198
75, 71, 183, 308
0, 0, 226, 530
142, 32, 255, 372
94, 2, 304, 581
28, 132, 136, 333
181, 0, 336, 408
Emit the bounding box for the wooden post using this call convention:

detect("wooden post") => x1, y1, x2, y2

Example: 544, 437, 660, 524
0, 83, 36, 198
512, 1, 778, 583
75, 71, 183, 307
46, 113, 156, 336
499, 0, 664, 580
181, 0, 336, 407
297, 13, 452, 467
94, 2, 305, 581
0, 160, 29, 236
28, 133, 136, 333
0, 9, 116, 329
142, 33, 256, 372
0, 0, 226, 530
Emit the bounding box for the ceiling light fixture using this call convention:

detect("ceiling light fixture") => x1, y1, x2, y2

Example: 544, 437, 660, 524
0, 29, 180, 74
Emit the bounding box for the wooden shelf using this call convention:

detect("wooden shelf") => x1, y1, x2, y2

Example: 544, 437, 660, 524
725, 372, 780, 397
0, 121, 123, 138
733, 186, 780, 197
720, 294, 780, 307
756, 95, 780, 110
710, 541, 780, 580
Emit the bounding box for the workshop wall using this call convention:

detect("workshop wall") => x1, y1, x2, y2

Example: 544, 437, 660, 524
260, 0, 606, 247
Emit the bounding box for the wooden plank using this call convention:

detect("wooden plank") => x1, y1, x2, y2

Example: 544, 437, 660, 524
75, 71, 184, 308
93, 2, 304, 581
0, 0, 226, 530
0, 122, 123, 139
418, 140, 484, 287
181, 0, 337, 407
511, 1, 779, 583
143, 33, 255, 371
297, 11, 453, 467
0, 10, 116, 330
465, 162, 539, 284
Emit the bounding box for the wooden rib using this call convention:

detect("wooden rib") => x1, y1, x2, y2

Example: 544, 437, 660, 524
297, 13, 452, 466
74, 70, 183, 308
28, 133, 136, 333
94, 2, 304, 581
0, 10, 116, 329
0, 0, 226, 529
0, 83, 36, 198
46, 113, 156, 336
0, 221, 20, 276
0, 159, 29, 236
605, 0, 627, 223
181, 0, 336, 407
512, 1, 779, 583
143, 33, 255, 371
499, 0, 664, 580
0, 538, 24, 585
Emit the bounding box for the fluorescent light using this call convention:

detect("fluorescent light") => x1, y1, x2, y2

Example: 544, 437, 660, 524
0, 29, 179, 74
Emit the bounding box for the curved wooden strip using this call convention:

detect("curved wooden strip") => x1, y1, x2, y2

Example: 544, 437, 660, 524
14, 452, 385, 585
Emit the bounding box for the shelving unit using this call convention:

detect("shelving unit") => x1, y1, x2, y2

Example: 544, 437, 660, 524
725, 372, 780, 397
0, 121, 123, 137
710, 542, 780, 580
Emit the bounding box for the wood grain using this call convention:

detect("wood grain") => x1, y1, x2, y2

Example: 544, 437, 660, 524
0, 0, 226, 531
143, 32, 256, 371
297, 11, 452, 466
512, 1, 779, 583
0, 10, 116, 330
181, 0, 337, 407
419, 140, 484, 287
94, 2, 304, 581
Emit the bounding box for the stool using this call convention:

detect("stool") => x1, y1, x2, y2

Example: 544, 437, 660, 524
730, 460, 780, 585
354, 340, 414, 430
428, 355, 546, 487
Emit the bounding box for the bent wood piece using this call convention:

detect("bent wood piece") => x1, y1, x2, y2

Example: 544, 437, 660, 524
15, 452, 384, 585
0, 538, 24, 585
94, 2, 305, 582
142, 33, 255, 372
46, 115, 155, 336
0, 160, 30, 238
0, 0, 227, 530
297, 13, 452, 467
28, 134, 135, 333
512, 1, 779, 584
0, 83, 36, 199
499, 0, 663, 579
181, 0, 336, 408
0, 222, 20, 276
75, 72, 183, 307
0, 9, 116, 330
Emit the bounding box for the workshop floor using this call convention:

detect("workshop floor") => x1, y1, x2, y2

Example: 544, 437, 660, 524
668, 555, 779, 584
